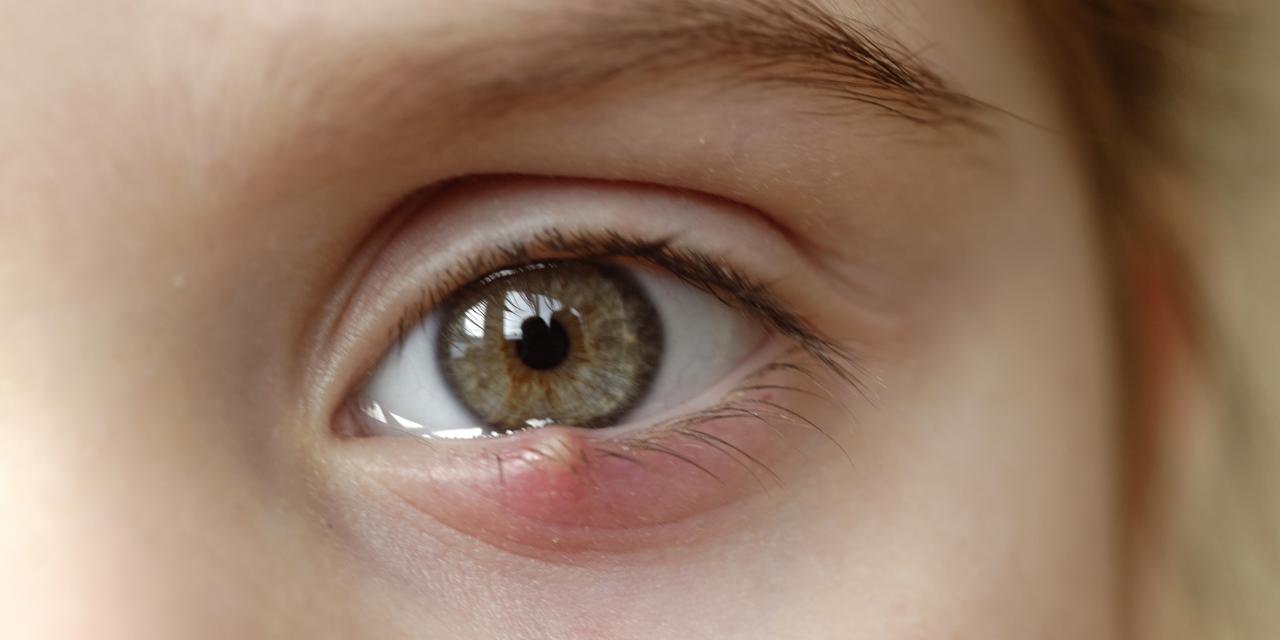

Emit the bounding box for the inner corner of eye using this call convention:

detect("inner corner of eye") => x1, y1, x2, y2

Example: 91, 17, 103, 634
348, 257, 766, 441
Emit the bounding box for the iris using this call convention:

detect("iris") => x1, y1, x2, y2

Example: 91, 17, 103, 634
436, 261, 663, 430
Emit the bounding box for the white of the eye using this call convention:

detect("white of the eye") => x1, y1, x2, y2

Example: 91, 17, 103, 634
357, 312, 480, 438
355, 266, 764, 439
623, 269, 763, 424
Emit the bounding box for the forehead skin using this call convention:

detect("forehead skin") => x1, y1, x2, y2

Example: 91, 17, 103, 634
0, 1, 1113, 639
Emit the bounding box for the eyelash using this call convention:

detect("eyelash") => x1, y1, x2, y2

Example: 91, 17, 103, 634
390, 228, 860, 381
589, 353, 857, 483
365, 226, 862, 479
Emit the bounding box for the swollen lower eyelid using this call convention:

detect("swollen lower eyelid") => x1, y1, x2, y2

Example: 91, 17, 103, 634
341, 347, 857, 554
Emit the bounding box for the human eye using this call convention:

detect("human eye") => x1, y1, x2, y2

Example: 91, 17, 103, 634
322, 177, 864, 556
355, 256, 769, 439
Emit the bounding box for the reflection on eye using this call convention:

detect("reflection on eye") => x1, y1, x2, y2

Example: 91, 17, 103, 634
356, 255, 765, 440
439, 261, 662, 430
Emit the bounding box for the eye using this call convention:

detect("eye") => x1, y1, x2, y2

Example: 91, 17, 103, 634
355, 259, 765, 439
322, 179, 862, 553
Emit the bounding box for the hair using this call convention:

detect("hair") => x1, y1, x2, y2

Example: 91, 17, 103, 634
1029, 2, 1278, 638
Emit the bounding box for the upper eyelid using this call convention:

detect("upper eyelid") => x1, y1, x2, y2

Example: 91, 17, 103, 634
303, 178, 871, 415
384, 228, 863, 394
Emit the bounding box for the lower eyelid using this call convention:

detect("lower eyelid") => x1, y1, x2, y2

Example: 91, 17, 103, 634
330, 348, 855, 557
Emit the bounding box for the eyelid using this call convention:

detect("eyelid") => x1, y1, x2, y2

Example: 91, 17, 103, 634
309, 177, 868, 420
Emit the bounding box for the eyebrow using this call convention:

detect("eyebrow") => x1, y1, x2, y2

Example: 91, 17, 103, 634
383, 0, 982, 128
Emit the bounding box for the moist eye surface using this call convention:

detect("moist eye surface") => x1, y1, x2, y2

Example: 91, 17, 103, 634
437, 260, 663, 432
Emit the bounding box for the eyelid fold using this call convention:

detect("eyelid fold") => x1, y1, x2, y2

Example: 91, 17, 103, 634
318, 177, 862, 406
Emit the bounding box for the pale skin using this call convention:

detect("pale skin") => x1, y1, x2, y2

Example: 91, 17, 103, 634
0, 1, 1122, 638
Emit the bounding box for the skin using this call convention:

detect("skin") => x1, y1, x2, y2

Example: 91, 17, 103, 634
0, 1, 1121, 638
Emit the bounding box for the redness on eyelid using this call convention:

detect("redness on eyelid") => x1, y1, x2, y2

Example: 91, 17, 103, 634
346, 412, 787, 556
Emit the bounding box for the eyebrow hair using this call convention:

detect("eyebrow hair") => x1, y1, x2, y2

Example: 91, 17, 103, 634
432, 0, 982, 127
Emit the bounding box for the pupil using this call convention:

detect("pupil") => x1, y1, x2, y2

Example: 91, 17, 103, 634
515, 316, 571, 371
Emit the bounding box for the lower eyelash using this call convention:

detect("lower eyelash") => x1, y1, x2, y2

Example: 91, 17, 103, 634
490, 346, 858, 484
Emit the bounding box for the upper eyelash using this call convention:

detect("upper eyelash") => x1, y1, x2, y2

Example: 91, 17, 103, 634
359, 227, 869, 480
390, 227, 865, 392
